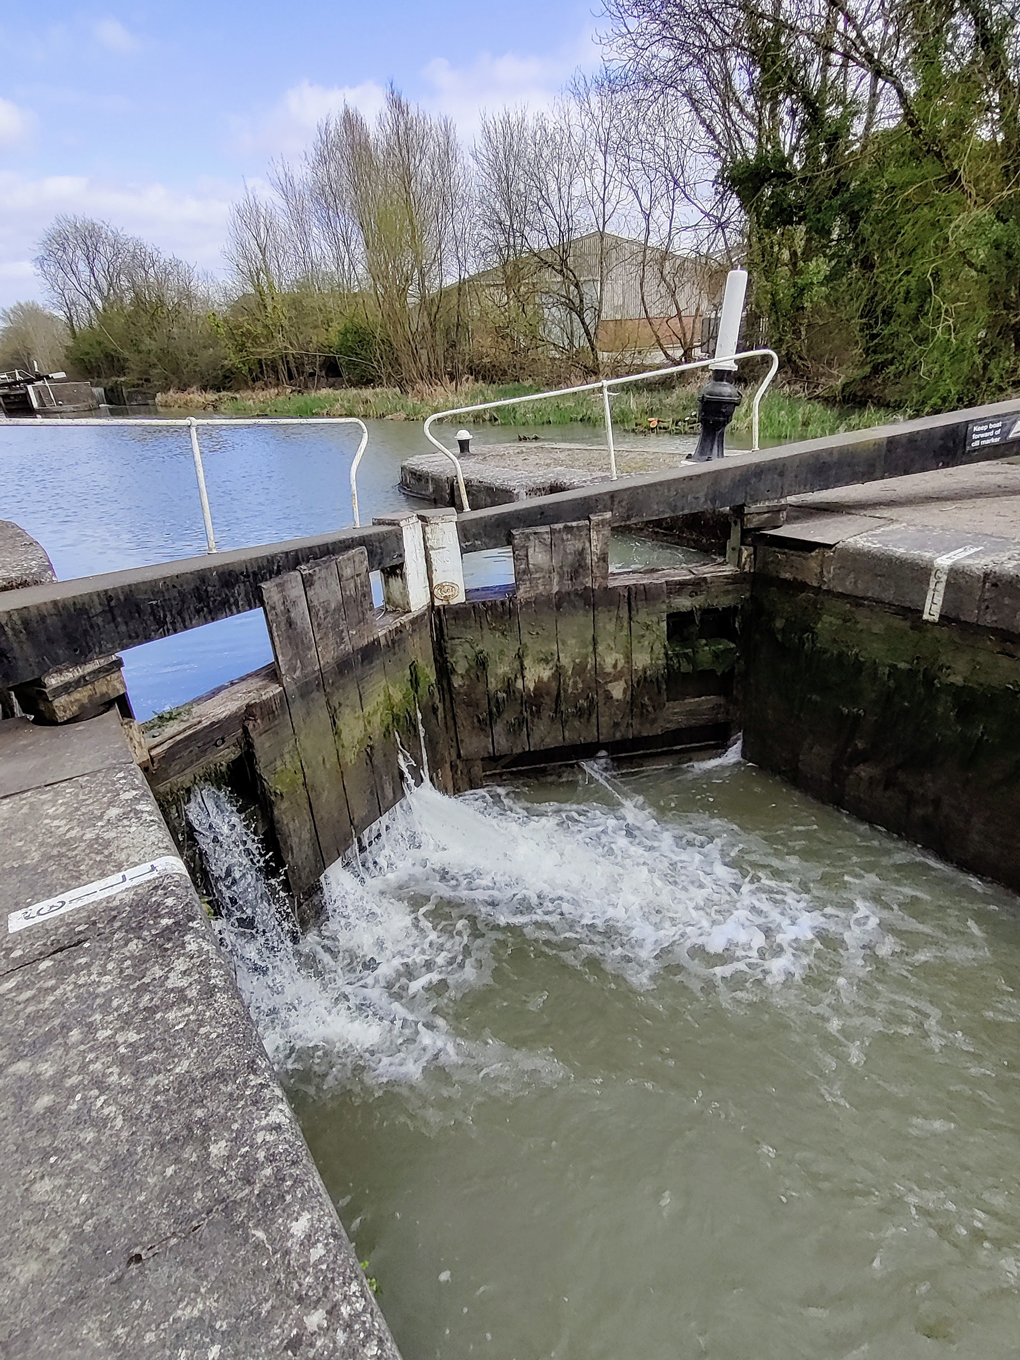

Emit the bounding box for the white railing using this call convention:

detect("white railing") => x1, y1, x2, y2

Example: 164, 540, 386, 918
421, 348, 780, 512
0, 414, 370, 551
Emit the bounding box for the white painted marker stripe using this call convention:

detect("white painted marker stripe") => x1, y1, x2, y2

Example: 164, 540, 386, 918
7, 857, 189, 934
922, 546, 983, 624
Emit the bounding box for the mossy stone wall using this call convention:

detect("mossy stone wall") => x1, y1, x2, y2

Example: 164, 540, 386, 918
743, 577, 1020, 889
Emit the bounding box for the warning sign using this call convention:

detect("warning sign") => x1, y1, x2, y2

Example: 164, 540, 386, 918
967, 416, 1020, 450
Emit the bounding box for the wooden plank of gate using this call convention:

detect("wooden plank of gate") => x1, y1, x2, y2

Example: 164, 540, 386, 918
424, 607, 456, 789
511, 526, 562, 751
320, 551, 384, 832
243, 686, 324, 906
378, 612, 425, 780
337, 551, 402, 816
406, 608, 454, 792
261, 572, 353, 866
298, 557, 380, 836
593, 579, 632, 744
337, 548, 377, 648
629, 577, 670, 739
479, 599, 526, 758
589, 512, 611, 587
552, 522, 598, 746
440, 600, 493, 760
587, 511, 630, 743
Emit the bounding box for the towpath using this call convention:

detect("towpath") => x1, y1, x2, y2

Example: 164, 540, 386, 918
0, 709, 398, 1359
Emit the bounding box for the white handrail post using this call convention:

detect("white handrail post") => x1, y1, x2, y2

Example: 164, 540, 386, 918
751, 350, 780, 452
601, 381, 618, 481
187, 418, 217, 553
347, 420, 370, 526
422, 414, 472, 512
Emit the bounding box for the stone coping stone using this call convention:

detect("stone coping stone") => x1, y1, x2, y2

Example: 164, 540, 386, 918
400, 437, 700, 509
0, 711, 400, 1360
402, 451, 609, 508
0, 521, 55, 593
756, 518, 1020, 635
791, 459, 1020, 540
760, 509, 892, 546
0, 708, 131, 798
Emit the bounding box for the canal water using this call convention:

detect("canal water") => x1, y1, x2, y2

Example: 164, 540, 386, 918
0, 414, 692, 718
190, 749, 1020, 1360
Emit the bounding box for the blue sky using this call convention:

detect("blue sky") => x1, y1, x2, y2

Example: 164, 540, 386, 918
0, 1, 600, 308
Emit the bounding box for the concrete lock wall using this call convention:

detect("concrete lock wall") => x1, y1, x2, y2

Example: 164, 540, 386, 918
742, 530, 1020, 892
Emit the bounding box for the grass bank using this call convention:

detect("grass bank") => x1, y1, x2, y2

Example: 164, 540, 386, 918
157, 381, 901, 443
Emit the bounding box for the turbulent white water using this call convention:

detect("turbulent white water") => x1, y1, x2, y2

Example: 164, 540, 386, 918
187, 751, 907, 1090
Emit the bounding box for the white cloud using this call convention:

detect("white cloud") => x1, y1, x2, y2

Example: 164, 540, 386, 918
232, 79, 388, 157
0, 260, 35, 281
231, 30, 597, 161
0, 97, 32, 148
0, 171, 233, 308
93, 18, 141, 53
421, 50, 577, 133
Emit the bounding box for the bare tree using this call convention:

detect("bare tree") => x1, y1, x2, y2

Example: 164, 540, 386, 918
305, 110, 367, 293
602, 83, 732, 360
238, 89, 472, 387
474, 95, 630, 374
0, 301, 69, 373
226, 188, 289, 298
471, 108, 548, 368
34, 216, 151, 333
352, 89, 471, 384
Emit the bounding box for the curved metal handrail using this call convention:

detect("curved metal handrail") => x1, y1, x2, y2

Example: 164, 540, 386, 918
420, 348, 780, 512
0, 413, 371, 548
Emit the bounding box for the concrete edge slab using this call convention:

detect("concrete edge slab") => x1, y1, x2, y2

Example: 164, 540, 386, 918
0, 709, 133, 799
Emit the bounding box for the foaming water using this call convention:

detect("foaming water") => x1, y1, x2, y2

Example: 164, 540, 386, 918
193, 758, 1020, 1359
188, 779, 566, 1093
190, 752, 901, 1089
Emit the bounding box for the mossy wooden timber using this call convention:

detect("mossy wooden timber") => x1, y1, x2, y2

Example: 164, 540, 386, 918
743, 576, 1020, 891
256, 551, 449, 912
440, 518, 744, 782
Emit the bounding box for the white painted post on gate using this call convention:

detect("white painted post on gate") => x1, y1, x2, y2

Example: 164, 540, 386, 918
373, 513, 431, 612
418, 508, 466, 606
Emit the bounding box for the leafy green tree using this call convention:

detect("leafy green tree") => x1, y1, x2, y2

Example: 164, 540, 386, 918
604, 0, 1020, 410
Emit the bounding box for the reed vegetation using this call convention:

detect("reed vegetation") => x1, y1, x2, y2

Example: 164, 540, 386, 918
157, 382, 899, 442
